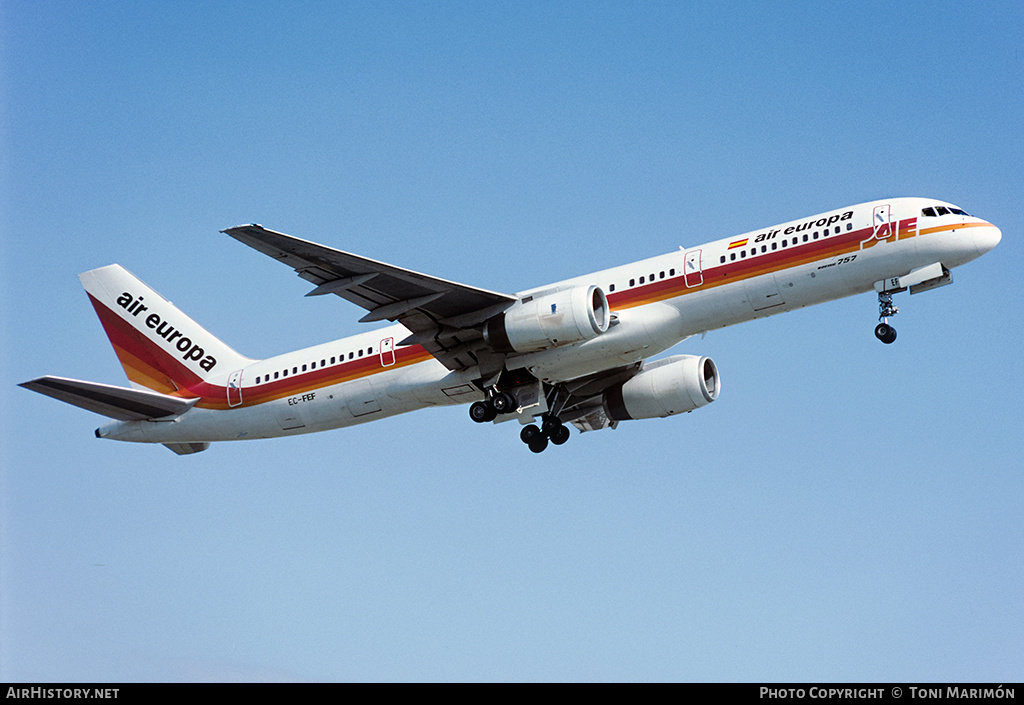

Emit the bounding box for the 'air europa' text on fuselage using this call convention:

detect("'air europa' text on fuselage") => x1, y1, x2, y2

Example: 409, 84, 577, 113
752, 210, 853, 242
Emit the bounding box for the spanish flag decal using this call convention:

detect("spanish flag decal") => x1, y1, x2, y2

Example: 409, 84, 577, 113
728, 238, 748, 250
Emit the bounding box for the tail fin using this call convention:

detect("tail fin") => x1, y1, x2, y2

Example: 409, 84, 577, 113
80, 264, 252, 394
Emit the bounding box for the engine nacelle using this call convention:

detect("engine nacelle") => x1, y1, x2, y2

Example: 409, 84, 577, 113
604, 355, 720, 421
484, 285, 610, 353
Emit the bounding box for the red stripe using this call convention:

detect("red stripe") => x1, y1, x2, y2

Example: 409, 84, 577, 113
607, 222, 896, 310
88, 294, 435, 411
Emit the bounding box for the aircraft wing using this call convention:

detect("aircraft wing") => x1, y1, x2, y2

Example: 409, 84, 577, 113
550, 363, 639, 432
222, 224, 517, 371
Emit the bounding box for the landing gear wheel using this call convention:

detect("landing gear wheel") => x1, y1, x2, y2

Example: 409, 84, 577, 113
527, 435, 549, 453
520, 424, 542, 444
469, 400, 497, 423
491, 391, 516, 415
549, 425, 571, 446
541, 415, 563, 434
874, 323, 897, 344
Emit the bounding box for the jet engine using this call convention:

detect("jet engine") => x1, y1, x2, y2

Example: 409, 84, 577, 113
484, 285, 610, 353
603, 355, 720, 421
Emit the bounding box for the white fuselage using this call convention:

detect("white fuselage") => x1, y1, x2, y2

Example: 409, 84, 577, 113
97, 197, 1001, 445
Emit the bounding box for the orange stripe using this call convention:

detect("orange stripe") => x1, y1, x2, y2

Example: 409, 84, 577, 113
238, 347, 434, 408
608, 221, 928, 311
919, 221, 991, 236
88, 292, 439, 411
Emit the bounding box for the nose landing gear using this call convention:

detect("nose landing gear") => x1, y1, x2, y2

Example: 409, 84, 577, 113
875, 291, 899, 344
874, 322, 897, 344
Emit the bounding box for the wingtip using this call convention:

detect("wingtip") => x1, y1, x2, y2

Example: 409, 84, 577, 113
221, 223, 263, 235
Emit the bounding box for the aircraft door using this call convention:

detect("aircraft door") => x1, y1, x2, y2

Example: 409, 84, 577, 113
872, 204, 893, 240
380, 337, 395, 367
227, 369, 243, 407
684, 249, 703, 288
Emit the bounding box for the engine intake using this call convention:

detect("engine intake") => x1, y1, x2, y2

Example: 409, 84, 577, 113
484, 285, 610, 353
604, 355, 720, 421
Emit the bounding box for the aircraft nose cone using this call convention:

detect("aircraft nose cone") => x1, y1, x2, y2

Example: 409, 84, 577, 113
974, 223, 1002, 256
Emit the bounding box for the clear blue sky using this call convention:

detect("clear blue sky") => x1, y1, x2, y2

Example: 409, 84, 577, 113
2, 0, 1022, 682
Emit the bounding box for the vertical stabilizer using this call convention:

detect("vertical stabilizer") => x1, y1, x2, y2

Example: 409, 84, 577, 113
79, 265, 253, 394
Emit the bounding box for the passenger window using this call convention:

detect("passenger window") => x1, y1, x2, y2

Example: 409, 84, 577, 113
282, 369, 288, 377
847, 223, 853, 231
669, 268, 675, 276
629, 278, 635, 287
834, 226, 840, 234
741, 250, 747, 258
302, 364, 307, 372
720, 256, 726, 264
782, 239, 788, 247
659, 271, 665, 279
761, 245, 767, 253
803, 234, 809, 242
348, 352, 353, 360
813, 232, 819, 240
772, 242, 778, 250
331, 356, 336, 364
292, 367, 297, 374
609, 283, 615, 292
639, 276, 645, 284
730, 253, 736, 261
274, 371, 279, 380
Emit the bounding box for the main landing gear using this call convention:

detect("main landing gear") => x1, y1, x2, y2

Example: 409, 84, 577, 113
519, 415, 570, 454
468, 386, 573, 453
468, 390, 517, 423
874, 290, 899, 344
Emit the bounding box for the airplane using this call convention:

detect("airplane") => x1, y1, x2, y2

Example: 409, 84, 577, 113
19, 197, 1001, 455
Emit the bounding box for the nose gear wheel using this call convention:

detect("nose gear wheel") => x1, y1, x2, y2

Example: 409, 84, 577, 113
875, 291, 899, 344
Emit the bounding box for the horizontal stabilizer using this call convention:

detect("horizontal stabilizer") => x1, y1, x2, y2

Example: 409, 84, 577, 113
19, 376, 197, 421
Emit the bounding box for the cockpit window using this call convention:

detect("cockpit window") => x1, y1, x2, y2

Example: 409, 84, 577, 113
922, 205, 972, 218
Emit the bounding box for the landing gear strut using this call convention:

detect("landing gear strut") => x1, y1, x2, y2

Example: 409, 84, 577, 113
875, 291, 898, 344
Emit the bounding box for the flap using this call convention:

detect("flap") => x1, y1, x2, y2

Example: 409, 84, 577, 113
222, 224, 518, 371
